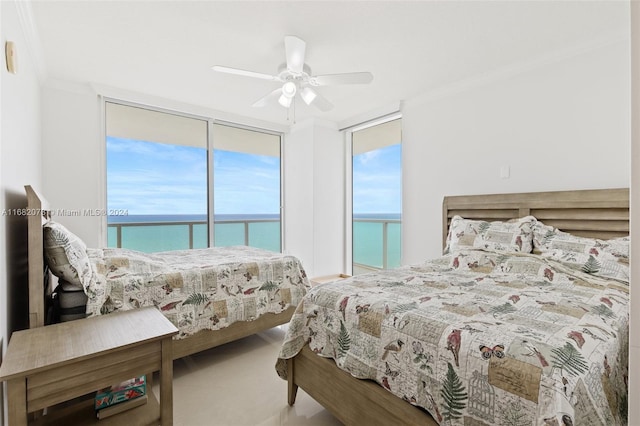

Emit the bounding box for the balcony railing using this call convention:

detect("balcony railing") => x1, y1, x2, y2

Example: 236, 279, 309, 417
107, 218, 280, 252
352, 218, 401, 272
107, 217, 401, 272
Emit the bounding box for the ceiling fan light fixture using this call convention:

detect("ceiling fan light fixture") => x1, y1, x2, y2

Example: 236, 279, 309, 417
300, 87, 317, 105
282, 81, 297, 98
278, 93, 292, 108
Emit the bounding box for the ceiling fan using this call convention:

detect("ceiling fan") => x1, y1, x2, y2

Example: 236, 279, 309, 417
212, 36, 373, 111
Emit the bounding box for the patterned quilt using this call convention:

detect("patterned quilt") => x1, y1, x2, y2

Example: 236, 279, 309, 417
277, 249, 628, 425
85, 245, 310, 338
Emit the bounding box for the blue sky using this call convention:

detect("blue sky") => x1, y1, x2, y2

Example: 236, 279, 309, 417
352, 144, 402, 214
107, 137, 280, 215
107, 137, 401, 215
107, 137, 208, 215
213, 148, 281, 214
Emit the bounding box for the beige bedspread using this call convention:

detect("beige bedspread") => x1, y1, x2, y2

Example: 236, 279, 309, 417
86, 245, 310, 338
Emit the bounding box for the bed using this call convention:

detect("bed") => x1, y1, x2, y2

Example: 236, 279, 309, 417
277, 188, 629, 426
25, 185, 310, 359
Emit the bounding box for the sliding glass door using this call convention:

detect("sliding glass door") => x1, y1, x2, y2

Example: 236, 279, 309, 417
351, 118, 402, 275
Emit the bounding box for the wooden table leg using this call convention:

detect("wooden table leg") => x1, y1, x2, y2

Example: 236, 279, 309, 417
160, 338, 173, 426
7, 378, 27, 426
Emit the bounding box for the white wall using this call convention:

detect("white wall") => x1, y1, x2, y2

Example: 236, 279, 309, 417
1, 1, 44, 424
311, 121, 344, 277
402, 39, 630, 264
1, 0, 43, 340
283, 119, 344, 278
41, 82, 102, 247
283, 122, 315, 273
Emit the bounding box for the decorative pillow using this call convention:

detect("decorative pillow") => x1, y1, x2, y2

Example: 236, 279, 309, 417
532, 222, 629, 259
532, 222, 629, 281
607, 236, 630, 259
444, 215, 536, 254
43, 221, 94, 289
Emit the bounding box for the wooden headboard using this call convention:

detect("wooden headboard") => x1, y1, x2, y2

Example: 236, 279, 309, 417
442, 188, 629, 249
25, 185, 51, 329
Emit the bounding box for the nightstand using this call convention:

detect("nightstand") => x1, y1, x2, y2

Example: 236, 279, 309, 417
0, 307, 178, 426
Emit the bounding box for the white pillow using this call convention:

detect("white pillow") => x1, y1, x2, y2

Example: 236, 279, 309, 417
531, 221, 629, 281
43, 221, 94, 289
532, 222, 629, 258
445, 216, 536, 254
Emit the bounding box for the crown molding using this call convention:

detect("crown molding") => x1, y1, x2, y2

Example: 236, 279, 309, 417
91, 82, 288, 133
14, 0, 47, 83
338, 102, 401, 131
405, 29, 629, 109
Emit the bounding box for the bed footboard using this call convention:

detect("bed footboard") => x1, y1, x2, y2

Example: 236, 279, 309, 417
287, 346, 437, 425
173, 307, 296, 359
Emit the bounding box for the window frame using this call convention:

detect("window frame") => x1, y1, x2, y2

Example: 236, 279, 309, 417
211, 120, 284, 252
345, 113, 402, 275
101, 98, 284, 252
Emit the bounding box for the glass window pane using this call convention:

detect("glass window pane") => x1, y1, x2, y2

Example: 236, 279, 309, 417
352, 118, 402, 274
106, 103, 208, 252
248, 221, 281, 252
214, 222, 246, 247
213, 124, 281, 252
353, 220, 384, 269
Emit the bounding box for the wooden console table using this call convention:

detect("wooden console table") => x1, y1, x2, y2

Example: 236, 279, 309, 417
0, 307, 178, 425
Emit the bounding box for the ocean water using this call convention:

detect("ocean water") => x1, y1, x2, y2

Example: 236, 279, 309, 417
353, 219, 401, 269
108, 213, 401, 269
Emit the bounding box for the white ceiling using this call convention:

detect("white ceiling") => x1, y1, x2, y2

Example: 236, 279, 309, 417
28, 1, 629, 127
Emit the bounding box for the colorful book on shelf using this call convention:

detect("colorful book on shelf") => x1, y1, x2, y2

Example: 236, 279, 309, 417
96, 394, 148, 419
95, 375, 146, 410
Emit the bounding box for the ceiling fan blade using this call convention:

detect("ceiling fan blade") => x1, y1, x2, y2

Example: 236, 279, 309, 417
252, 88, 282, 108
212, 65, 278, 81
284, 36, 306, 74
311, 72, 373, 86
305, 89, 333, 112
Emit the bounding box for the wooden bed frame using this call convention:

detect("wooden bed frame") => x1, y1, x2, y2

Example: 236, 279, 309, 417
25, 185, 296, 360
286, 187, 629, 426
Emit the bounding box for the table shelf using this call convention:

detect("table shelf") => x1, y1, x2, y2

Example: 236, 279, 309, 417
0, 307, 178, 426
30, 392, 160, 426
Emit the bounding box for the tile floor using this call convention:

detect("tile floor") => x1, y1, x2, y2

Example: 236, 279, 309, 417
160, 326, 342, 426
